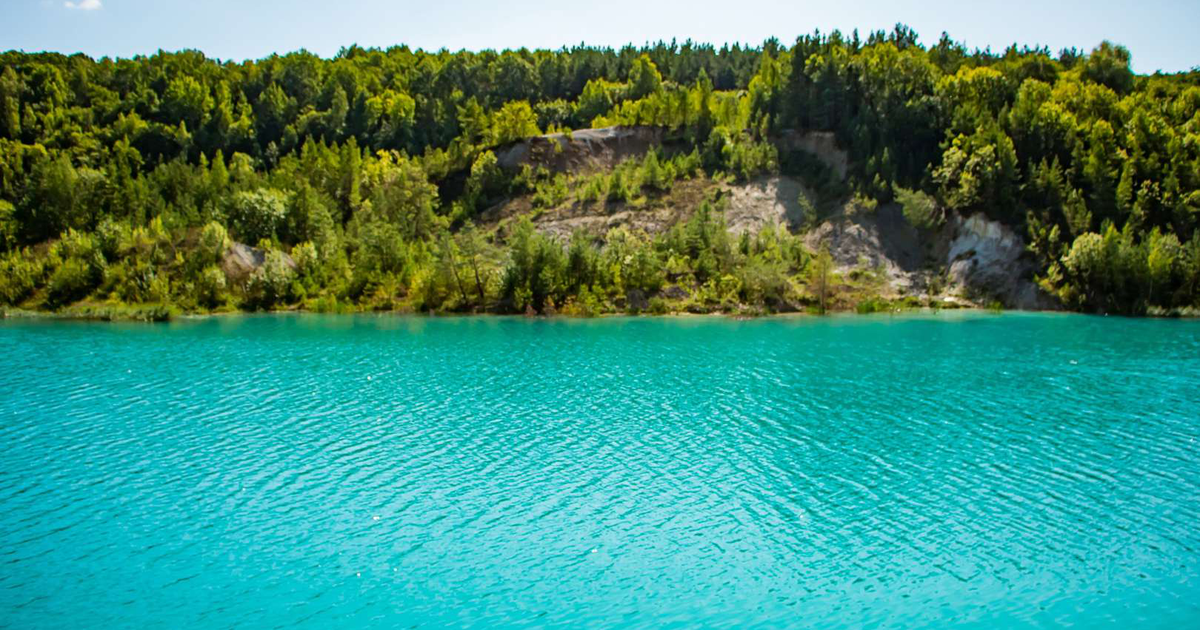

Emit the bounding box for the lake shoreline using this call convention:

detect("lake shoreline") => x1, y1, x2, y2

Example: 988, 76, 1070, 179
6, 303, 1188, 323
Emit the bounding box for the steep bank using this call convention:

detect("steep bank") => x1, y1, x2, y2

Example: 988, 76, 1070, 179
487, 126, 1058, 309
804, 202, 1058, 310
3, 39, 1195, 318
494, 127, 675, 174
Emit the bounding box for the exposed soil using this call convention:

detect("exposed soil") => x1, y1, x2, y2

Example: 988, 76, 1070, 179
483, 128, 1059, 310
776, 130, 849, 180
479, 177, 713, 241
723, 175, 811, 234
804, 201, 932, 297
222, 243, 295, 283
804, 204, 1059, 309
494, 127, 678, 174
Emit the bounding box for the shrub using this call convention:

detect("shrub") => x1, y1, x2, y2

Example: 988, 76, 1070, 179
798, 191, 820, 230
226, 189, 287, 244
0, 250, 43, 306
46, 230, 106, 307
197, 221, 230, 265
246, 250, 296, 309
290, 241, 319, 278
578, 174, 609, 202
738, 258, 790, 306
855, 297, 889, 314
47, 257, 100, 307
532, 174, 570, 209
0, 200, 18, 252
196, 265, 227, 309
894, 186, 944, 230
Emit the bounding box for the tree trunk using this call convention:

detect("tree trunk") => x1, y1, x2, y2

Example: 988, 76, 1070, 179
471, 257, 486, 303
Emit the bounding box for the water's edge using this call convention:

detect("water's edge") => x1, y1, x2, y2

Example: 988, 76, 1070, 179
5, 304, 1168, 325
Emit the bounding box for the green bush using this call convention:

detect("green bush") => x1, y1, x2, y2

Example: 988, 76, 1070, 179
47, 257, 100, 307
855, 297, 889, 314
797, 191, 820, 230
532, 174, 570, 209
196, 265, 228, 309
226, 189, 287, 244
246, 250, 296, 309
894, 186, 943, 230
197, 221, 230, 266
0, 250, 43, 306
46, 230, 106, 308
0, 200, 17, 252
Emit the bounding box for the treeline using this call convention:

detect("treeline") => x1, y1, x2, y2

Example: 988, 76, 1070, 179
2, 27, 1199, 315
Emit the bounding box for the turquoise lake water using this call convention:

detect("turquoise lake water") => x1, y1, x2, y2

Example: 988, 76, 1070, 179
1, 312, 1199, 628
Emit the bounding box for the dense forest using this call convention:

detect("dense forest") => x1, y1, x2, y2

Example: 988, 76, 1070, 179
2, 26, 1199, 318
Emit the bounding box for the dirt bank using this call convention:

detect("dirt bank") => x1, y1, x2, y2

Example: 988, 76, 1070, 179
486, 128, 1058, 310
805, 204, 1059, 309
494, 127, 673, 174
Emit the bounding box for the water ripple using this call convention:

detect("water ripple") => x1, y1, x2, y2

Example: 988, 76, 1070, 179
1, 313, 1199, 628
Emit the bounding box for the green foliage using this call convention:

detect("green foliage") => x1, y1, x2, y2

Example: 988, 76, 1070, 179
489, 101, 541, 146
197, 221, 229, 265
455, 151, 505, 220
738, 255, 791, 307
0, 199, 16, 251
0, 249, 43, 305
933, 122, 1019, 221
284, 184, 337, 248
576, 79, 623, 125
0, 32, 1196, 315
855, 297, 889, 314
1060, 224, 1197, 313
532, 173, 570, 209
894, 186, 943, 230
1081, 42, 1134, 94
247, 249, 296, 310
808, 244, 836, 314
226, 189, 288, 244
195, 265, 228, 309
627, 55, 665, 100
349, 219, 414, 298
501, 218, 566, 313
641, 149, 668, 192
718, 132, 779, 181
604, 227, 665, 294
797, 191, 820, 230
358, 152, 441, 242
47, 255, 100, 307
46, 230, 106, 308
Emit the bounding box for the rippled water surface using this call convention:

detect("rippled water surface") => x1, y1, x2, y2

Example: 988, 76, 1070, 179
2, 313, 1200, 628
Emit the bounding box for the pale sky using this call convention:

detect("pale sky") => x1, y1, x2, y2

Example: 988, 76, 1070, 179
3, 0, 1197, 74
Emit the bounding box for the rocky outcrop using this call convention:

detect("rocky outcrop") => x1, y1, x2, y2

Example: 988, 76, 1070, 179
494, 126, 669, 173
777, 130, 850, 180
804, 206, 1060, 309
944, 214, 1059, 310
221, 243, 296, 283
804, 202, 928, 296
723, 176, 811, 234
489, 128, 1058, 311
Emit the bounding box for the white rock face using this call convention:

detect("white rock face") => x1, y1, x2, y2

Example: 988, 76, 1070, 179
778, 130, 850, 180
723, 176, 811, 235
494, 126, 665, 173
221, 242, 296, 283
945, 213, 1057, 310
948, 214, 1025, 264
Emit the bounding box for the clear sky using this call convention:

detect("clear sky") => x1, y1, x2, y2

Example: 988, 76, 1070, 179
3, 0, 1197, 74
